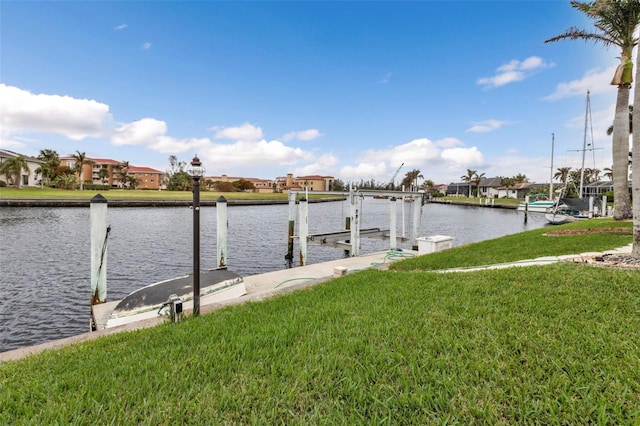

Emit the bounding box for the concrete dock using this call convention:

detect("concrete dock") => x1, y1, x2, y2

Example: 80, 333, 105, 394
0, 250, 417, 363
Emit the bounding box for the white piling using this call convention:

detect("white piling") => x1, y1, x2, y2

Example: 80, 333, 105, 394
299, 197, 309, 266
602, 195, 608, 216
216, 196, 228, 268
389, 197, 397, 251
286, 191, 296, 260
90, 194, 109, 305
349, 188, 361, 257
412, 197, 422, 250
588, 196, 594, 218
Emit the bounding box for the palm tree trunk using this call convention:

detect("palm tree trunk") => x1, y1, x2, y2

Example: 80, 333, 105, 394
632, 52, 640, 257
612, 85, 632, 220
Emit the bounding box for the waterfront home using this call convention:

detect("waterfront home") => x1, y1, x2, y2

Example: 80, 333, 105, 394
0, 149, 44, 187
275, 173, 336, 193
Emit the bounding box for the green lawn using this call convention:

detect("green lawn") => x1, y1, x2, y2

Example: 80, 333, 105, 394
1, 219, 638, 424
0, 187, 334, 201
392, 218, 632, 271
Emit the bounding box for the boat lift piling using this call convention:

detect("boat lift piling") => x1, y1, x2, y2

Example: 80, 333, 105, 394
286, 192, 296, 261
216, 196, 228, 268
299, 197, 309, 265
287, 187, 424, 263
412, 195, 422, 250
389, 197, 397, 251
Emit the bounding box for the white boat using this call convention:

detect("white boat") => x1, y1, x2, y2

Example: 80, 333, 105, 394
95, 268, 247, 329
517, 198, 556, 214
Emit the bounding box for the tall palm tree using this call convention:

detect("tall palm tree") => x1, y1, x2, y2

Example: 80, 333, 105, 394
0, 155, 30, 188
604, 166, 613, 180
607, 105, 633, 135
473, 172, 486, 198
116, 161, 130, 189
554, 167, 572, 185
401, 169, 423, 191
545, 0, 640, 220
71, 150, 92, 190
35, 149, 60, 187
461, 169, 476, 197
97, 168, 110, 185
632, 15, 640, 257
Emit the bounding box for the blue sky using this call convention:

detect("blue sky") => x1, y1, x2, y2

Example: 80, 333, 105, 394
0, 1, 625, 185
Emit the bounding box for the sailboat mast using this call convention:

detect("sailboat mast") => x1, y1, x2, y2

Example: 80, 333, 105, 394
578, 91, 590, 199
549, 133, 554, 198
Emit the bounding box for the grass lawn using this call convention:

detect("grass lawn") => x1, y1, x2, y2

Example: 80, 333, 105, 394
393, 218, 632, 271
1, 219, 638, 424
0, 187, 338, 201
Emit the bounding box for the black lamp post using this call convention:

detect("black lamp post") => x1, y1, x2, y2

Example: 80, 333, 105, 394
187, 155, 205, 316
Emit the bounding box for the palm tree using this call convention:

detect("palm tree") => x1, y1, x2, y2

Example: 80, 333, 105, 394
473, 172, 486, 198
71, 151, 92, 190
554, 167, 572, 185
607, 105, 633, 135
97, 168, 109, 185
545, 0, 640, 219
401, 169, 423, 191
0, 155, 30, 188
34, 149, 60, 188
632, 12, 640, 257
461, 169, 476, 197
604, 166, 613, 180
116, 161, 130, 189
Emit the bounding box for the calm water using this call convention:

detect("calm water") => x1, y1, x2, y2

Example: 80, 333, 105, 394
0, 199, 547, 352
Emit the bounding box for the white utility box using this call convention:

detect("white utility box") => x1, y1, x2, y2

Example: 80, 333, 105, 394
417, 235, 454, 255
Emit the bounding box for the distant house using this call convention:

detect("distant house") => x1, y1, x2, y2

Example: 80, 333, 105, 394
205, 174, 275, 193
446, 182, 472, 196
275, 173, 335, 193
128, 165, 164, 190
582, 180, 631, 198
499, 182, 539, 199
0, 149, 44, 187
58, 156, 164, 189
432, 184, 448, 195
477, 177, 503, 198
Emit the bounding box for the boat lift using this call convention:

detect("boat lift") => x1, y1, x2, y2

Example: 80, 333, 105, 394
286, 186, 425, 266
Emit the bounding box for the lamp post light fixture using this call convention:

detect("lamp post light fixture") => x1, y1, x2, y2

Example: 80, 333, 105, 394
187, 155, 206, 316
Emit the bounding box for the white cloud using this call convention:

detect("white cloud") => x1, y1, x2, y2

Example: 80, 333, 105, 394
114, 24, 128, 30
142, 41, 152, 50
466, 119, 508, 133
543, 66, 616, 101
112, 118, 168, 145
293, 154, 338, 176
0, 84, 111, 143
282, 129, 321, 142
201, 139, 314, 169
339, 162, 390, 183
213, 122, 264, 142
440, 146, 484, 165
478, 56, 554, 89
435, 137, 464, 148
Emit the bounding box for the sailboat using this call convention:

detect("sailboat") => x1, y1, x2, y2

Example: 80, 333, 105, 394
544, 90, 601, 225
517, 133, 569, 215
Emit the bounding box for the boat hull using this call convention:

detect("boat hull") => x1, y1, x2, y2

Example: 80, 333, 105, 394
105, 269, 246, 328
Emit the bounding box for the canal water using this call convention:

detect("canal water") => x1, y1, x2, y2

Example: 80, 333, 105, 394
0, 199, 547, 353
